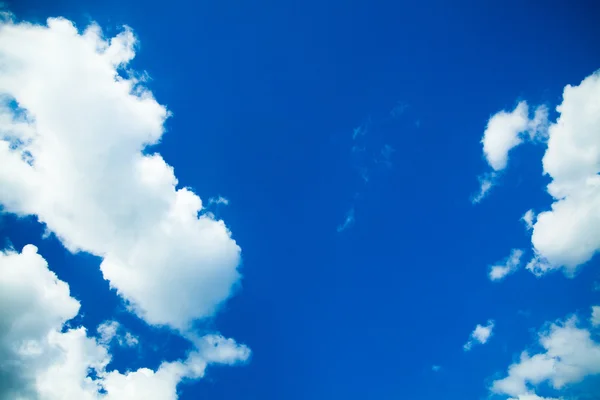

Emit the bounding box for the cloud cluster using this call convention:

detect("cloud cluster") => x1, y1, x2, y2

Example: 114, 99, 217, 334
0, 15, 250, 398
529, 72, 600, 274
492, 311, 600, 399
0, 245, 250, 399
464, 320, 495, 351
472, 69, 600, 399
97, 320, 139, 347
0, 17, 241, 331
476, 70, 600, 277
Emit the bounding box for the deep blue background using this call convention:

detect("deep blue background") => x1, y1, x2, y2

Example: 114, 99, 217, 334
3, 1, 600, 399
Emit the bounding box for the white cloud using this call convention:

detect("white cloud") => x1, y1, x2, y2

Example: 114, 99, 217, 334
208, 196, 229, 206
431, 365, 441, 372
491, 313, 600, 399
591, 306, 600, 327
98, 321, 120, 345
528, 71, 600, 274
0, 17, 242, 330
482, 101, 530, 171
123, 332, 139, 347
489, 249, 524, 281
97, 320, 138, 347
464, 320, 494, 351
472, 173, 496, 204
528, 106, 550, 141
522, 209, 535, 231
481, 102, 549, 171
471, 177, 494, 204
0, 245, 250, 399
475, 102, 548, 202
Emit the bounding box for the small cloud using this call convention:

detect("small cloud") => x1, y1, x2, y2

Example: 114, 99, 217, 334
489, 249, 524, 281
525, 256, 553, 277
432, 365, 441, 372
415, 119, 421, 128
337, 208, 355, 233
471, 173, 496, 204
521, 209, 535, 230
97, 320, 139, 348
474, 102, 548, 203
97, 320, 119, 345
352, 125, 366, 140
208, 196, 229, 206
123, 331, 139, 347
481, 101, 529, 172
464, 320, 495, 351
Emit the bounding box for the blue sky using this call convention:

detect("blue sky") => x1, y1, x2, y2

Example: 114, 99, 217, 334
1, 1, 599, 399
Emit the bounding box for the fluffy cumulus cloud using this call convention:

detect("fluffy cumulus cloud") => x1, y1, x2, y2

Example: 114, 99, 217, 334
489, 249, 523, 281
464, 320, 495, 351
481, 101, 530, 171
0, 16, 242, 330
481, 101, 548, 171
476, 70, 600, 277
0, 245, 250, 399
474, 102, 548, 202
491, 312, 600, 399
528, 71, 600, 275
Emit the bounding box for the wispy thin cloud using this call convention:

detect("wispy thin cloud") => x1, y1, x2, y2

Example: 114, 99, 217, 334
471, 173, 496, 204
521, 209, 535, 230
352, 125, 367, 140
379, 144, 395, 168
390, 102, 409, 118
338, 102, 416, 232
208, 196, 230, 206
489, 249, 524, 281
337, 208, 355, 233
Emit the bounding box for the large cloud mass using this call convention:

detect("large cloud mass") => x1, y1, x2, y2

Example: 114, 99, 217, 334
477, 70, 600, 277
491, 312, 600, 399
530, 72, 600, 273
0, 245, 250, 399
0, 17, 241, 330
